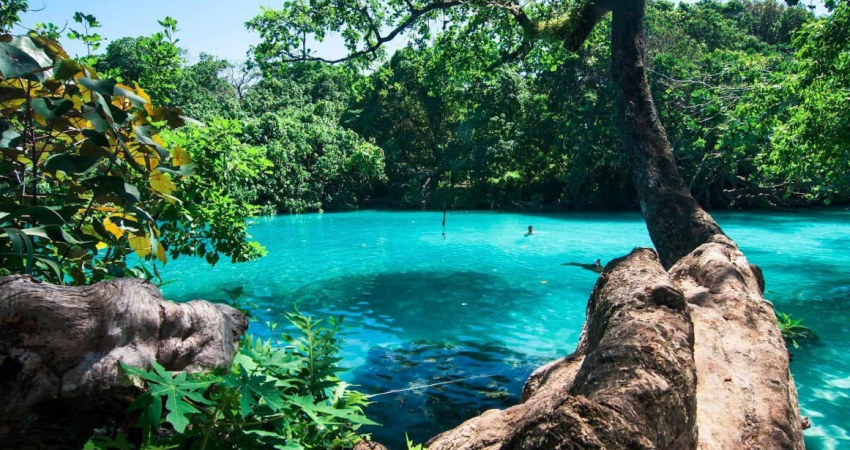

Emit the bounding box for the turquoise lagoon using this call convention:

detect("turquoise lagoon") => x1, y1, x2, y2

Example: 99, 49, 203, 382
160, 210, 850, 449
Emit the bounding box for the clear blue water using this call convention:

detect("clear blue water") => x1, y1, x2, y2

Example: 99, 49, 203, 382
159, 210, 850, 450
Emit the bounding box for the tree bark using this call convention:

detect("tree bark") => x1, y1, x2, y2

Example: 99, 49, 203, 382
671, 235, 804, 450
427, 248, 698, 450
424, 242, 804, 450
609, 0, 724, 268
0, 275, 248, 449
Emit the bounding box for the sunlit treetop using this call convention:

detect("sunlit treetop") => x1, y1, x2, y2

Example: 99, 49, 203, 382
246, 0, 808, 74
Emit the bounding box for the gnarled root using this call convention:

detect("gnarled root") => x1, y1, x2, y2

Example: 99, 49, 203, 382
0, 275, 247, 448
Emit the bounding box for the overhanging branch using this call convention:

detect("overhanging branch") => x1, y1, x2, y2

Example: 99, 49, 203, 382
287, 0, 610, 65
285, 0, 465, 64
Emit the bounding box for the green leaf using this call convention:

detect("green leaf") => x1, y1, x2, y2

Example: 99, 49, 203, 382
2, 227, 34, 274
44, 154, 102, 175
4, 225, 85, 245
34, 255, 63, 282
31, 98, 74, 123
122, 361, 211, 433
55, 58, 83, 80
226, 370, 289, 418
0, 40, 48, 81
78, 77, 118, 97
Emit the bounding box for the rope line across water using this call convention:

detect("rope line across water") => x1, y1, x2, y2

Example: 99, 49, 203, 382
364, 366, 527, 398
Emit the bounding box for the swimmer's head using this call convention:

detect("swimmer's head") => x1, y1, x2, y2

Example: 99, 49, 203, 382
528, 226, 533, 232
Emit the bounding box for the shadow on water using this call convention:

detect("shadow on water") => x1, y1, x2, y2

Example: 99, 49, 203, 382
245, 270, 568, 448
352, 339, 548, 449
267, 270, 545, 341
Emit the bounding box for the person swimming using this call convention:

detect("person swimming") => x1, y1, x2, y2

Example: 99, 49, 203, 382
525, 225, 535, 236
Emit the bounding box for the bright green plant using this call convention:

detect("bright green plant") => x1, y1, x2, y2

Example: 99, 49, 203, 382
111, 311, 375, 450
160, 119, 269, 265
67, 12, 106, 63
0, 32, 262, 284
97, 18, 184, 105
406, 433, 427, 450
242, 109, 386, 213
776, 312, 812, 348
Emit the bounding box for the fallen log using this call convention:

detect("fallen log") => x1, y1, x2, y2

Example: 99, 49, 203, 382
426, 241, 804, 450
0, 275, 248, 448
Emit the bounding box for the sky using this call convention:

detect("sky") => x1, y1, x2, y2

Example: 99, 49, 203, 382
15, 0, 402, 63
15, 0, 829, 63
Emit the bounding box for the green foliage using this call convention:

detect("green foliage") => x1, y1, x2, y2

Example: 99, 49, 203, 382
160, 119, 269, 264
776, 311, 813, 348
97, 18, 184, 105
767, 2, 850, 201
406, 434, 427, 450
68, 12, 106, 61
108, 311, 375, 450
0, 0, 28, 33
0, 32, 263, 284
243, 110, 386, 213
169, 54, 242, 122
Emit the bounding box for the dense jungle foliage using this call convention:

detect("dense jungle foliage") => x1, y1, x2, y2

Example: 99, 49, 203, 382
5, 0, 845, 226
1, 0, 844, 448
94, 0, 850, 211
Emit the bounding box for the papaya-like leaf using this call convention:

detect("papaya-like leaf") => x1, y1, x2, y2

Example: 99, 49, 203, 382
32, 98, 74, 123
44, 153, 101, 175
78, 77, 117, 97
123, 361, 211, 433
0, 39, 48, 82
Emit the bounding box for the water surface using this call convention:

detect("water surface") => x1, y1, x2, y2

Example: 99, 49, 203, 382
160, 210, 850, 450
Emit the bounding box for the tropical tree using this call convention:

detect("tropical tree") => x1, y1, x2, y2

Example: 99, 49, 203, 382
0, 33, 262, 284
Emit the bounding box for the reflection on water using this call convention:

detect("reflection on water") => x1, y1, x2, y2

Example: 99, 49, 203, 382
160, 209, 850, 450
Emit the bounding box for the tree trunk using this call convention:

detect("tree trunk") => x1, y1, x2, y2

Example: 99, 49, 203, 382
427, 248, 697, 450
609, 0, 724, 268
419, 2, 805, 449
0, 275, 248, 449
424, 241, 804, 450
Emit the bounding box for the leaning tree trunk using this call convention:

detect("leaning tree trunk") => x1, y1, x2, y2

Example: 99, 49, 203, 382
610, 0, 723, 269
609, 2, 803, 448
414, 1, 806, 449
0, 275, 248, 449
425, 240, 805, 450
427, 248, 697, 450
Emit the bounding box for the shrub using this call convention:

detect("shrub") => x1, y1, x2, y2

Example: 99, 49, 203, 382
87, 311, 375, 450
